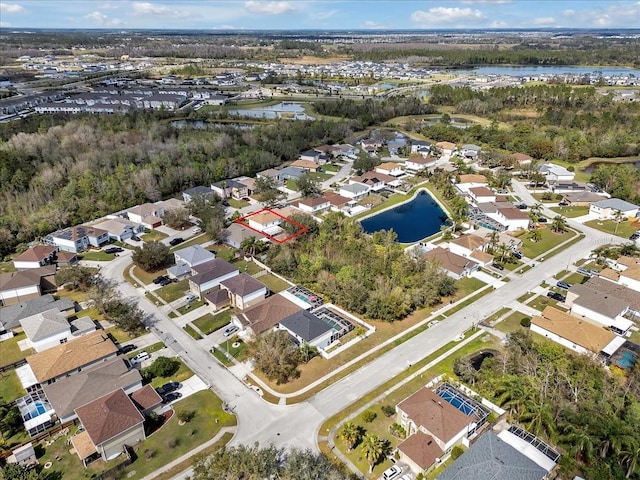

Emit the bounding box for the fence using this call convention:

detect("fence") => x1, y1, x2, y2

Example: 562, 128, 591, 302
0, 358, 27, 373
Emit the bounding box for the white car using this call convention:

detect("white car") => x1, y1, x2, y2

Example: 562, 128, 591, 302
192, 226, 202, 234
184, 294, 197, 303
130, 351, 150, 364
382, 465, 402, 480
223, 325, 239, 337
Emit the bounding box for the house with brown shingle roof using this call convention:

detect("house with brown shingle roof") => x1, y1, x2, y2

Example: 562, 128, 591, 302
0, 265, 57, 306
397, 387, 478, 453
468, 186, 496, 204
531, 306, 618, 356
397, 430, 444, 475
448, 234, 490, 259
25, 331, 118, 388
375, 162, 404, 177
75, 388, 145, 462
233, 294, 301, 335
13, 245, 58, 270
130, 384, 162, 415
423, 247, 479, 280
220, 273, 267, 310
297, 196, 331, 215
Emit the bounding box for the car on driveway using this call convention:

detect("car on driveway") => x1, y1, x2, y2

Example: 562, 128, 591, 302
630, 232, 640, 241
492, 262, 504, 271
547, 291, 566, 302
169, 237, 184, 246
577, 267, 592, 277
512, 251, 523, 260
557, 281, 572, 290
382, 465, 403, 480
131, 235, 142, 242
153, 275, 168, 284
537, 217, 548, 223
130, 351, 150, 364
223, 325, 239, 337
156, 382, 181, 396
159, 277, 172, 286
162, 392, 182, 403
120, 344, 137, 354
105, 247, 124, 254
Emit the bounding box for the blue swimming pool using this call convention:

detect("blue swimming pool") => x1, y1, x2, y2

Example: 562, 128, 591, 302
23, 400, 48, 420
617, 350, 637, 369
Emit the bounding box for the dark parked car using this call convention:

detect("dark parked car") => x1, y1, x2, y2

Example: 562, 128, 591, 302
492, 262, 504, 271
162, 392, 182, 403
169, 237, 184, 246
105, 247, 124, 254
159, 277, 172, 287
119, 344, 137, 354
537, 217, 548, 223
156, 382, 181, 396
557, 281, 572, 290
630, 232, 640, 240
547, 291, 566, 302
131, 235, 142, 242
512, 251, 523, 260
153, 275, 168, 284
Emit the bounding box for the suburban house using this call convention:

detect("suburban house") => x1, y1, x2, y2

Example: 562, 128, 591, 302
562, 191, 608, 206
350, 171, 397, 191
468, 186, 496, 204
411, 140, 431, 156
361, 138, 383, 153
246, 210, 283, 235
129, 384, 163, 416
387, 138, 407, 155
219, 273, 268, 310
0, 294, 74, 338
189, 258, 239, 298
44, 225, 109, 253
375, 162, 404, 177
13, 246, 58, 270
224, 223, 266, 249
19, 308, 94, 352
448, 234, 492, 266
182, 185, 215, 203
233, 294, 302, 336
566, 277, 639, 335
167, 245, 216, 280
396, 386, 483, 474
211, 178, 250, 200
323, 192, 352, 213
494, 207, 530, 231
509, 152, 533, 165
256, 168, 283, 186
435, 141, 456, 156
21, 331, 119, 390
290, 159, 321, 172
299, 149, 322, 163
277, 166, 306, 182
539, 163, 575, 184
460, 144, 481, 160
91, 218, 142, 242
73, 388, 145, 463
455, 174, 488, 195
530, 306, 619, 357
589, 198, 639, 220
278, 310, 334, 350
339, 183, 369, 200
0, 265, 57, 306
335, 144, 358, 158
437, 429, 557, 480
296, 196, 331, 215
423, 247, 479, 279
125, 203, 164, 229
619, 262, 640, 292
405, 155, 435, 171
41, 357, 142, 424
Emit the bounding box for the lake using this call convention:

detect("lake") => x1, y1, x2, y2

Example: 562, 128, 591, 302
582, 158, 640, 174
450, 65, 640, 77
229, 102, 314, 120
360, 190, 448, 243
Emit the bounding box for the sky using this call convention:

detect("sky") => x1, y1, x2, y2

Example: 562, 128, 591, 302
1, 0, 639, 30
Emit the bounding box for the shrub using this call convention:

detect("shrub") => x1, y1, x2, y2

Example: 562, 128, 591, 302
389, 423, 406, 439
149, 356, 180, 377
451, 445, 465, 460
177, 409, 196, 423
381, 405, 395, 417
520, 317, 531, 328
166, 438, 179, 449
361, 410, 377, 423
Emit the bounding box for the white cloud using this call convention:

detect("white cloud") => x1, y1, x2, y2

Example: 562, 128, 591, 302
244, 1, 295, 15
99, 2, 119, 9
0, 2, 23, 14
86, 11, 125, 26
460, 0, 511, 4
131, 2, 190, 18
411, 7, 486, 25
562, 9, 575, 16
532, 16, 555, 26
561, 2, 639, 27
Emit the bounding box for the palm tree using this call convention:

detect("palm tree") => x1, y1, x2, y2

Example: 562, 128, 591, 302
338, 422, 360, 452
521, 399, 556, 439
496, 242, 510, 263
614, 210, 624, 234
561, 423, 595, 463
494, 375, 535, 418
551, 215, 568, 233
528, 229, 542, 243
240, 236, 257, 257
486, 230, 499, 251
360, 433, 385, 473
528, 203, 542, 224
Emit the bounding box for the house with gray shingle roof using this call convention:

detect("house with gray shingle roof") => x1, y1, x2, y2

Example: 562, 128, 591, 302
189, 258, 239, 298
167, 245, 216, 280
20, 308, 71, 352
589, 198, 639, 220
278, 310, 334, 349
0, 294, 74, 333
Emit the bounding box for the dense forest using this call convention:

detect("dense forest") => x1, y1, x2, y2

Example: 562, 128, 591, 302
456, 330, 640, 479
266, 213, 456, 321
314, 97, 435, 128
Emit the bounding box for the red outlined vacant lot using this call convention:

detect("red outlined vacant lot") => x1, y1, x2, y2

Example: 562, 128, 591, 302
234, 208, 307, 244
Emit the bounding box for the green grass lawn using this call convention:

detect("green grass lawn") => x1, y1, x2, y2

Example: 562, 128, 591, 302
520, 228, 576, 259
0, 369, 26, 403
532, 193, 563, 203
193, 310, 234, 335
484, 307, 511, 325
0, 332, 29, 367
156, 279, 190, 302
0, 261, 17, 273
258, 273, 291, 293
212, 338, 248, 366
177, 299, 205, 314
133, 266, 167, 285
550, 205, 590, 218
456, 277, 486, 297
105, 326, 140, 344
584, 219, 638, 239
494, 311, 530, 334
228, 198, 249, 209
286, 179, 299, 191
184, 324, 203, 339
529, 294, 564, 312
142, 230, 169, 242
78, 250, 115, 261
231, 259, 264, 275
308, 171, 333, 182
323, 164, 340, 173
209, 244, 237, 261
175, 233, 213, 249
149, 360, 195, 388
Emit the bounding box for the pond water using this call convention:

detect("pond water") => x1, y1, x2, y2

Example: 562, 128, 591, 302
582, 159, 640, 174
229, 102, 314, 120
450, 65, 640, 77
360, 190, 448, 243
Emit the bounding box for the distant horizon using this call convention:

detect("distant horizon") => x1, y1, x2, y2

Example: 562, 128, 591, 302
1, 1, 639, 30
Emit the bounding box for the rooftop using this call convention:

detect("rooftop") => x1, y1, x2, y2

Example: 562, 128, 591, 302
174, 244, 216, 266
423, 247, 478, 276
0, 265, 57, 291
13, 245, 58, 264
237, 294, 301, 335
0, 294, 74, 331
450, 234, 489, 251
220, 273, 266, 297
191, 258, 239, 285
570, 276, 640, 314
279, 310, 332, 342
130, 384, 162, 411
398, 430, 444, 470
19, 308, 69, 343
592, 198, 639, 212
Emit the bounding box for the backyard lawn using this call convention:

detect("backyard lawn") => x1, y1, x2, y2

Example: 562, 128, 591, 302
520, 227, 576, 259
258, 273, 292, 293
0, 369, 26, 403
0, 332, 29, 367
193, 310, 235, 335
156, 279, 190, 302
584, 218, 638, 239
209, 244, 237, 261
231, 259, 264, 275
550, 205, 590, 218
